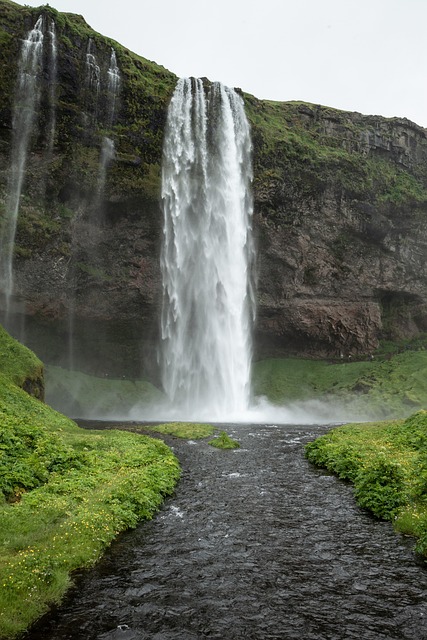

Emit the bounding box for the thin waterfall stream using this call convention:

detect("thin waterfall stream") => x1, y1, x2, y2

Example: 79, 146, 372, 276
0, 16, 44, 320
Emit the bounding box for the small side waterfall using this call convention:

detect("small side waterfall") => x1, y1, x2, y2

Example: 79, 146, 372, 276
0, 16, 44, 318
106, 48, 120, 126
160, 77, 255, 420
97, 136, 115, 199
85, 38, 100, 125
46, 19, 57, 156
97, 48, 120, 202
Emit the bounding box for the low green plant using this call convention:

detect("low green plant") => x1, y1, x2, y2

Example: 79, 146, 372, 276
150, 422, 215, 439
353, 456, 407, 519
0, 328, 180, 639
208, 431, 240, 449
0, 324, 42, 388
305, 411, 427, 555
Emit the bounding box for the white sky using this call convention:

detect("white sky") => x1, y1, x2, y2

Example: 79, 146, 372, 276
18, 0, 427, 128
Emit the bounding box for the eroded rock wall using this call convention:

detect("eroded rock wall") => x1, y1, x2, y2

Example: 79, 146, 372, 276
1, 1, 427, 377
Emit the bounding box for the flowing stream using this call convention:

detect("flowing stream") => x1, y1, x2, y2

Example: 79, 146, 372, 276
28, 422, 427, 640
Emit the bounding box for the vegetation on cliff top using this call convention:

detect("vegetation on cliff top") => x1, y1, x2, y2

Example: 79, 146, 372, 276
0, 328, 180, 639
305, 411, 427, 557
244, 95, 427, 227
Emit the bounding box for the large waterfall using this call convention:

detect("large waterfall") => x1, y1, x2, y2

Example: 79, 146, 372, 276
160, 78, 255, 421
0, 16, 44, 317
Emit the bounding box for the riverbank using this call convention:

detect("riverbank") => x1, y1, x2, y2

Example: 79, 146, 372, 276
24, 422, 427, 640
305, 410, 427, 557
0, 329, 180, 640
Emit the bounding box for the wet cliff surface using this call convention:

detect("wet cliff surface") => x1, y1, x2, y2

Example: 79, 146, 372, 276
28, 422, 427, 640
1, 1, 427, 377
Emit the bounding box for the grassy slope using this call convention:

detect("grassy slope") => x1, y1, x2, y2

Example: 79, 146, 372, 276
45, 365, 164, 417
0, 324, 43, 387
305, 411, 427, 556
0, 330, 180, 639
253, 348, 427, 419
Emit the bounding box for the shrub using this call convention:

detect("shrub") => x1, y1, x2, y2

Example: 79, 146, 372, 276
353, 456, 407, 519
208, 431, 240, 449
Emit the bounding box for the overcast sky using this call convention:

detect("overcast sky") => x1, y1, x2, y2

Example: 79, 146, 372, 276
19, 0, 427, 127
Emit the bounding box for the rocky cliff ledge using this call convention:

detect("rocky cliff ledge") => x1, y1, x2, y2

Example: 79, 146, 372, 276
1, 0, 426, 378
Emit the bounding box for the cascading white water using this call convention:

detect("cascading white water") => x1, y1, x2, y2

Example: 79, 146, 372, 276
0, 15, 44, 317
85, 38, 100, 95
107, 48, 120, 126
97, 49, 120, 200
97, 136, 115, 198
160, 77, 255, 421
84, 38, 100, 126
46, 19, 57, 156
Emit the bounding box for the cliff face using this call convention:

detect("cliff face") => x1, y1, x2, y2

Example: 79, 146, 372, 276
247, 99, 427, 357
1, 1, 427, 378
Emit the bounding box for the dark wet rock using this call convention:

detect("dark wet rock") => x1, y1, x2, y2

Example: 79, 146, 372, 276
2, 4, 427, 378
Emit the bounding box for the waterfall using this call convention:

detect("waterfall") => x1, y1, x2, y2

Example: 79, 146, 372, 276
46, 19, 57, 156
97, 136, 115, 199
0, 15, 44, 318
97, 49, 120, 202
107, 48, 120, 126
160, 77, 255, 420
85, 38, 100, 95
85, 38, 100, 125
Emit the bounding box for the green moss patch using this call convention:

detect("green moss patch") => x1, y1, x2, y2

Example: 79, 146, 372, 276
150, 422, 215, 439
208, 431, 240, 449
0, 324, 43, 388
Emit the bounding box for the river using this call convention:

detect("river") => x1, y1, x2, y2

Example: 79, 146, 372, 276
28, 422, 427, 640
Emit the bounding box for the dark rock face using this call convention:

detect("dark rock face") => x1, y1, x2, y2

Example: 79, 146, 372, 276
247, 98, 427, 358
1, 2, 427, 379
22, 375, 45, 401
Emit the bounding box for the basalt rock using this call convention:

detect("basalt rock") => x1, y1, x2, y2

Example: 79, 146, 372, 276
1, 1, 427, 379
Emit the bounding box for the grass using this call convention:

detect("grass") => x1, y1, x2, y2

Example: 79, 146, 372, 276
253, 357, 374, 403
305, 410, 427, 556
148, 422, 215, 439
0, 330, 180, 639
208, 431, 240, 449
252, 349, 427, 419
244, 95, 427, 209
45, 366, 164, 417
0, 324, 43, 390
